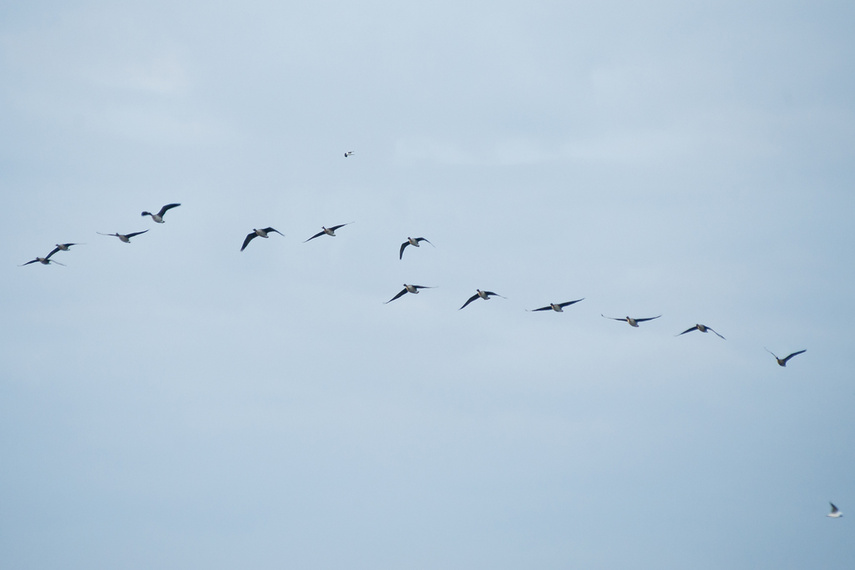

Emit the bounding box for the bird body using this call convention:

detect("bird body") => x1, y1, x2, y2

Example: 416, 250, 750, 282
459, 289, 505, 310
141, 203, 181, 223
529, 299, 584, 312
385, 284, 434, 304
677, 324, 726, 339
602, 314, 661, 327
344, 151, 354, 158
765, 348, 806, 367
241, 227, 284, 251
98, 230, 149, 243
399, 237, 434, 260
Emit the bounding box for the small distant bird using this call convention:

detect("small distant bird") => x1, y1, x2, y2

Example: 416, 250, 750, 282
828, 502, 843, 518
399, 237, 434, 260
20, 255, 64, 266
677, 324, 725, 339
344, 151, 354, 158
765, 348, 806, 367
304, 223, 352, 242
528, 299, 585, 312
459, 289, 506, 310
241, 227, 284, 251
47, 243, 80, 257
141, 203, 181, 223
98, 230, 149, 243
385, 284, 434, 304
601, 314, 661, 327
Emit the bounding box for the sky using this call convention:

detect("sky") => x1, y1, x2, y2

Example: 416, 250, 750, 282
2, 1, 854, 568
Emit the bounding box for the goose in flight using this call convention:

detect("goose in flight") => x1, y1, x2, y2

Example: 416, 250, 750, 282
528, 298, 585, 312
304, 223, 352, 243
241, 227, 284, 251
344, 151, 354, 158
601, 314, 661, 327
141, 203, 181, 223
20, 255, 64, 266
765, 348, 806, 367
677, 324, 725, 339
459, 289, 506, 310
828, 503, 843, 518
98, 230, 149, 243
47, 243, 80, 257
399, 237, 434, 260
385, 284, 434, 304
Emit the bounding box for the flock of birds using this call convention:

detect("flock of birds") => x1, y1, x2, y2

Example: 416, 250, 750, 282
19, 153, 839, 520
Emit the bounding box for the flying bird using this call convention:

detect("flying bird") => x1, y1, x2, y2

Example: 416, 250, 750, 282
20, 256, 64, 267
677, 324, 726, 339
601, 314, 661, 327
141, 203, 181, 223
344, 151, 354, 157
304, 223, 352, 242
399, 237, 434, 260
828, 503, 843, 518
385, 284, 434, 304
528, 299, 585, 312
241, 227, 284, 251
459, 289, 506, 310
98, 230, 149, 243
47, 243, 80, 257
765, 348, 806, 367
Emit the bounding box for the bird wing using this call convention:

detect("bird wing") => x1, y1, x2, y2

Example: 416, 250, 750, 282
601, 314, 623, 321
559, 298, 584, 308
483, 291, 504, 298
830, 502, 839, 513
47, 246, 61, 258
459, 294, 480, 310
329, 223, 350, 231
20, 259, 38, 266
262, 227, 283, 236
385, 289, 408, 304
158, 203, 181, 216
764, 347, 779, 359
635, 315, 661, 322
125, 230, 149, 239
416, 237, 434, 246
782, 349, 806, 363
304, 230, 325, 242
708, 327, 726, 340
399, 242, 409, 259
530, 306, 551, 312
677, 326, 698, 336
240, 232, 257, 251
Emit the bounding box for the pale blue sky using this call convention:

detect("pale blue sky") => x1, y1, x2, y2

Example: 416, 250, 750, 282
2, 1, 854, 568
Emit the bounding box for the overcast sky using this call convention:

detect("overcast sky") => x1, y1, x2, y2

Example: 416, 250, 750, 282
2, 1, 854, 568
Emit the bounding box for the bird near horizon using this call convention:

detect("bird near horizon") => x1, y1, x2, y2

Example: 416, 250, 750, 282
385, 284, 435, 304
459, 289, 506, 310
601, 314, 662, 327
97, 230, 149, 243
304, 223, 352, 243
399, 237, 434, 260
677, 323, 726, 339
528, 299, 584, 313
765, 348, 806, 367
141, 203, 181, 223
241, 227, 284, 251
